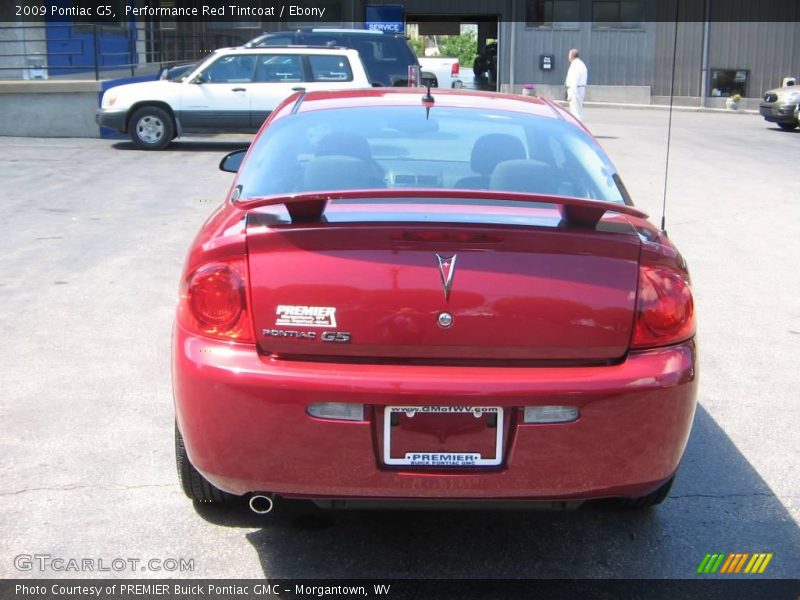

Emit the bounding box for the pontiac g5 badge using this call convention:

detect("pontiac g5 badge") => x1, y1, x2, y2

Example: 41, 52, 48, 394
436, 254, 457, 301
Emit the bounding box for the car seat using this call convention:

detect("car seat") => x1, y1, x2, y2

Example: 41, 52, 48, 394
489, 159, 560, 195
454, 133, 527, 189
302, 155, 378, 191
315, 132, 385, 187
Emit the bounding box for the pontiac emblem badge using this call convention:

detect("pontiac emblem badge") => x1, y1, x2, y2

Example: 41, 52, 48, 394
435, 254, 457, 301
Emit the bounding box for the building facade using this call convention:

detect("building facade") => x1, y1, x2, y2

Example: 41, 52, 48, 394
1, 0, 798, 106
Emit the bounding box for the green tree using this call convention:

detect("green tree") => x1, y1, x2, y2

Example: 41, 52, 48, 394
408, 36, 424, 57
439, 31, 478, 69
408, 32, 477, 70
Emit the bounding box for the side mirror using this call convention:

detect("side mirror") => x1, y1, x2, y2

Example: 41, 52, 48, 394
219, 149, 247, 173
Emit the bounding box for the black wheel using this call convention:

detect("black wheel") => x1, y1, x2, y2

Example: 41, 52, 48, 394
175, 423, 233, 504
616, 475, 674, 508
128, 105, 174, 150
777, 122, 798, 131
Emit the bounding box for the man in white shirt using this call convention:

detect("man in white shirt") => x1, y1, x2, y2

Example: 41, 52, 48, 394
565, 48, 588, 121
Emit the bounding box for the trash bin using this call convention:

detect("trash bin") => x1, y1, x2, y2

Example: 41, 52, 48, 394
24, 54, 48, 80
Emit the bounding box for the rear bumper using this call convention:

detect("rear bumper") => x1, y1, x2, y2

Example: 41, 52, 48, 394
173, 325, 698, 500
759, 102, 798, 123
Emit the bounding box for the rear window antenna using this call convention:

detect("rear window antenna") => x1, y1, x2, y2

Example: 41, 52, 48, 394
660, 0, 681, 237
422, 81, 435, 119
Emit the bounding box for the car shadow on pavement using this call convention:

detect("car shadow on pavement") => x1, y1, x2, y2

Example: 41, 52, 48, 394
194, 404, 800, 578
766, 127, 799, 134
110, 140, 251, 152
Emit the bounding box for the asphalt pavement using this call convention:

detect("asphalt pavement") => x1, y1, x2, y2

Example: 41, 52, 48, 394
0, 106, 798, 580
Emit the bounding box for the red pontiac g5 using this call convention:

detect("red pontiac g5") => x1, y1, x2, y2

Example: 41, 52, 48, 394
173, 88, 697, 513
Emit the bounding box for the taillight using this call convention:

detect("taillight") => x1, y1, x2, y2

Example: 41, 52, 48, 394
631, 265, 695, 349
451, 62, 460, 77
178, 259, 255, 343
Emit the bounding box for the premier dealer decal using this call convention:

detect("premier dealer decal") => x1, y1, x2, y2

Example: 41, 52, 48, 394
406, 453, 482, 467
275, 305, 337, 328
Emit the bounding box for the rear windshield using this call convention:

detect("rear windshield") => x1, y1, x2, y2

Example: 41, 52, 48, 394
235, 105, 627, 204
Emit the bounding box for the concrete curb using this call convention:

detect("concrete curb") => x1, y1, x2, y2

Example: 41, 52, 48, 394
0, 80, 103, 93
551, 99, 759, 115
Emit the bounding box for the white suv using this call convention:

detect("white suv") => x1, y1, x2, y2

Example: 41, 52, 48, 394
97, 47, 370, 150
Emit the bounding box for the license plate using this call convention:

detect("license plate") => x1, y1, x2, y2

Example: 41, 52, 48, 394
383, 406, 504, 467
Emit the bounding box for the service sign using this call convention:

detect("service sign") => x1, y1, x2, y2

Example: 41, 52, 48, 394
365, 4, 405, 33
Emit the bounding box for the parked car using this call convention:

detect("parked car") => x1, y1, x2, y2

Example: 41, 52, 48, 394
244, 28, 436, 88
759, 84, 800, 130
96, 47, 370, 150
173, 88, 698, 513
418, 56, 461, 88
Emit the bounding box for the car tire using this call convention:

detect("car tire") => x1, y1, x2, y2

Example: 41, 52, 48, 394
616, 475, 675, 509
128, 106, 174, 150
175, 423, 233, 504
777, 122, 798, 130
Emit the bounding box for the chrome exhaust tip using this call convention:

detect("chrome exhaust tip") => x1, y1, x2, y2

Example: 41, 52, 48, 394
249, 494, 274, 515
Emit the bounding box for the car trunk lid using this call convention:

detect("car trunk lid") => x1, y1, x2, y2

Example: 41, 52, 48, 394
245, 200, 642, 363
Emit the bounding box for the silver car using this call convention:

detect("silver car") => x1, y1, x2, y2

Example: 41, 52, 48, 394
759, 85, 800, 130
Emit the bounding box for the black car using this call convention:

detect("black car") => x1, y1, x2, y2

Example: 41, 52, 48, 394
244, 28, 429, 87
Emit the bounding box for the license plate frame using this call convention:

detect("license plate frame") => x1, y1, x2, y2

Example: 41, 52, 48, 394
382, 406, 504, 467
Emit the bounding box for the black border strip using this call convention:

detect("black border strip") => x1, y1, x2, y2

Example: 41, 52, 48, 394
2, 579, 800, 600
2, 0, 799, 24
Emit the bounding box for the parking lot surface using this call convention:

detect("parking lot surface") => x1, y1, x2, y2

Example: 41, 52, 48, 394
1, 106, 798, 579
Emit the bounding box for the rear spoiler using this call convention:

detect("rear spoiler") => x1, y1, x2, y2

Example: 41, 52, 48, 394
233, 189, 648, 229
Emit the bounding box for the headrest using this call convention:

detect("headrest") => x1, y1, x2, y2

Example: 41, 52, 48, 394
316, 132, 374, 163
302, 155, 373, 191
489, 159, 559, 195
470, 134, 526, 176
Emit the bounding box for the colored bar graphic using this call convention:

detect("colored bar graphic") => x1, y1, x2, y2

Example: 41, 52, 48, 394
696, 554, 713, 574
719, 554, 735, 573
744, 554, 760, 574
698, 552, 773, 575
710, 554, 725, 573
734, 553, 749, 573
759, 553, 773, 573
730, 553, 743, 573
